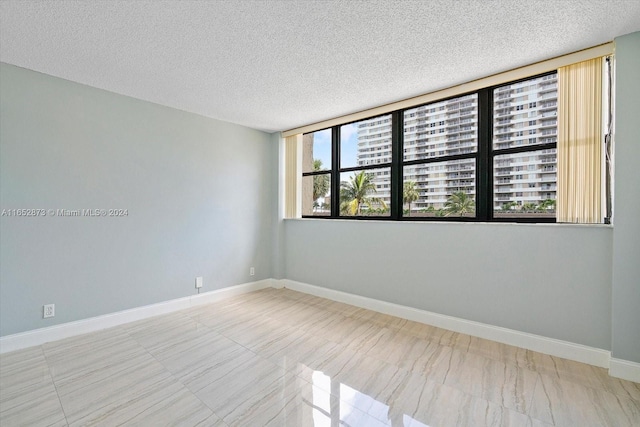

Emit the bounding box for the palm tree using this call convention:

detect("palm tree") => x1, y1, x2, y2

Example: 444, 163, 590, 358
340, 171, 387, 215
312, 159, 330, 203
403, 181, 419, 216
522, 202, 537, 213
444, 191, 475, 217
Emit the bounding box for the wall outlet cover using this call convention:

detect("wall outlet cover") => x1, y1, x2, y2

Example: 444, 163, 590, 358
43, 304, 55, 318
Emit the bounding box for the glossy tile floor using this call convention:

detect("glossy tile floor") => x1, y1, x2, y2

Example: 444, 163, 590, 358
1, 288, 639, 426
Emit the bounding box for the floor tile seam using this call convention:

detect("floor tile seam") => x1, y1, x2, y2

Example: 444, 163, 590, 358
121, 326, 228, 425
40, 344, 71, 426
210, 319, 293, 384
218, 372, 307, 425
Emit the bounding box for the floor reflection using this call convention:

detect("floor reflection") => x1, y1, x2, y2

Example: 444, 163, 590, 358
299, 367, 429, 426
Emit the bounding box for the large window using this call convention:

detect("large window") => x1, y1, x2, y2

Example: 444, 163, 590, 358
299, 68, 605, 223
403, 94, 478, 217
492, 74, 557, 218
339, 115, 392, 217
301, 129, 331, 216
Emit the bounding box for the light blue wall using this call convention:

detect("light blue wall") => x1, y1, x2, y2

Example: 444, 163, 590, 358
611, 31, 640, 363
284, 220, 612, 349
2, 32, 637, 363
0, 63, 276, 336
282, 32, 640, 356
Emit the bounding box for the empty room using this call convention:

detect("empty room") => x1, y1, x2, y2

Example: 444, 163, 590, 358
1, 1, 639, 426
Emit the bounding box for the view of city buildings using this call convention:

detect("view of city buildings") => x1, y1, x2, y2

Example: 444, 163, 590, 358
354, 74, 557, 215
302, 74, 558, 217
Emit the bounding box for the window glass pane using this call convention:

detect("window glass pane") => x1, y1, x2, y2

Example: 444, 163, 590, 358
403, 160, 476, 217
493, 150, 556, 218
403, 94, 478, 162
493, 74, 557, 150
302, 174, 331, 216
341, 114, 392, 168
339, 168, 390, 217
302, 129, 332, 173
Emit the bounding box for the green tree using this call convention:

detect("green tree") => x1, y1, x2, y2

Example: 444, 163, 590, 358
312, 159, 330, 203
340, 171, 387, 215
522, 202, 537, 213
444, 191, 475, 217
403, 181, 419, 216
537, 199, 556, 212
501, 201, 517, 212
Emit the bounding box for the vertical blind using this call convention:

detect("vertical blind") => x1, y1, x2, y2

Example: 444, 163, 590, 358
284, 134, 301, 218
557, 57, 603, 223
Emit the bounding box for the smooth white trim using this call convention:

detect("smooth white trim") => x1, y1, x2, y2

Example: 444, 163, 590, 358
4, 277, 636, 383
0, 279, 273, 354
278, 279, 612, 369
609, 358, 640, 383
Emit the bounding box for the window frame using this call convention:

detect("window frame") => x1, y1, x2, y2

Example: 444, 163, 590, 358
301, 71, 559, 223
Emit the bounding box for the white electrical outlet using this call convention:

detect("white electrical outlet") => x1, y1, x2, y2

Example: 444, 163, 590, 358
250, 267, 255, 276
195, 276, 203, 289
43, 304, 55, 318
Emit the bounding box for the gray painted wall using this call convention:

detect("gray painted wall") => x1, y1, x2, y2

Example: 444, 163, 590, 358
0, 63, 276, 336
612, 31, 640, 363
284, 220, 612, 349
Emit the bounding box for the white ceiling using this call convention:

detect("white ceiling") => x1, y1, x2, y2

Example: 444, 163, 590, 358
1, 1, 640, 133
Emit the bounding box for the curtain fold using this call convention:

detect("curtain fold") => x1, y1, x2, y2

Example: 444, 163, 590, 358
557, 58, 603, 223
284, 134, 302, 218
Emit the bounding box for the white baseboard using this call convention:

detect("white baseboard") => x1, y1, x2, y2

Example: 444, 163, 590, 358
609, 358, 640, 383
4, 277, 638, 384
278, 279, 612, 369
0, 279, 273, 354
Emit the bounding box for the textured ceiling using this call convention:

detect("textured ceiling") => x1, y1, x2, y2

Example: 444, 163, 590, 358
1, 1, 640, 133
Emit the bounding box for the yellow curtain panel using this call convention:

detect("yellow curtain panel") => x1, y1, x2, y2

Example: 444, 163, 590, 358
557, 58, 603, 223
284, 134, 301, 218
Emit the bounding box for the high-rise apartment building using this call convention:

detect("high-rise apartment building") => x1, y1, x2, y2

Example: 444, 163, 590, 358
354, 74, 557, 214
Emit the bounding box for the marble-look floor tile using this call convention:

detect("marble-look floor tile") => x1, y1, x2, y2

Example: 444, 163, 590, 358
0, 382, 68, 427
2, 288, 638, 426
167, 337, 255, 391
520, 351, 640, 402
1, 347, 67, 427
43, 328, 143, 387
530, 372, 640, 427
52, 348, 214, 427
386, 374, 544, 427
193, 354, 297, 422
1, 346, 51, 396
124, 310, 210, 353
437, 346, 538, 415
240, 374, 390, 427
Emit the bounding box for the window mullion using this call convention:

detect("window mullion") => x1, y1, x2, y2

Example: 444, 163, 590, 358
331, 126, 340, 217
391, 111, 403, 219
477, 88, 492, 221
